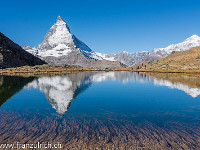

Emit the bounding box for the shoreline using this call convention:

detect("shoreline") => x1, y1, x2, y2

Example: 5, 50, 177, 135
133, 69, 200, 74
0, 65, 200, 77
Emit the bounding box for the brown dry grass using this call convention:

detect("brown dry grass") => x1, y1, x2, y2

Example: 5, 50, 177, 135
0, 64, 136, 77
0, 65, 116, 77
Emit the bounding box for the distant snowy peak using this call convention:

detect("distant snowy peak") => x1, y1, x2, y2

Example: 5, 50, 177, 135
151, 34, 200, 58
95, 34, 200, 66
185, 34, 200, 41
24, 16, 94, 58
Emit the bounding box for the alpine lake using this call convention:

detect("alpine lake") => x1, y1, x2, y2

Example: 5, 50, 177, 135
0, 71, 200, 149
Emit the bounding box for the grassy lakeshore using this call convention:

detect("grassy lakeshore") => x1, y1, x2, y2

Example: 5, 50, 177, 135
0, 65, 117, 76
0, 64, 200, 77
132, 69, 200, 74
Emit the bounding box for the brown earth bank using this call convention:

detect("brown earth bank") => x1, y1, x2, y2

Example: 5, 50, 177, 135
132, 46, 200, 73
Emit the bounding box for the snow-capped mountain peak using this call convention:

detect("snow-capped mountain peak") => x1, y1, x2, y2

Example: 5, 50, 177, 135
55, 16, 70, 32
24, 16, 96, 58
150, 34, 200, 58
22, 16, 151, 67
41, 16, 73, 48
184, 34, 200, 42
57, 16, 64, 22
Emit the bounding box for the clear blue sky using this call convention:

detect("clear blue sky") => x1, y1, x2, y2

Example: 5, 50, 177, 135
1, 0, 200, 53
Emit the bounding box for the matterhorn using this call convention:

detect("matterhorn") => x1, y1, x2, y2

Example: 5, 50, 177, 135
23, 16, 125, 68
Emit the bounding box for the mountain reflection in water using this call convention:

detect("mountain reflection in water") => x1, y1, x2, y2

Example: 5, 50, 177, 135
147, 73, 200, 98
26, 72, 200, 115
0, 72, 200, 116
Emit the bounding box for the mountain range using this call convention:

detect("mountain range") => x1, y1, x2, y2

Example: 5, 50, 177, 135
0, 16, 199, 69
23, 16, 125, 69
96, 34, 200, 66
23, 16, 200, 67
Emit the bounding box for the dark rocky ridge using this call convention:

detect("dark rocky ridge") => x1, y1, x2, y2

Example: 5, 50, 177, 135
0, 32, 46, 69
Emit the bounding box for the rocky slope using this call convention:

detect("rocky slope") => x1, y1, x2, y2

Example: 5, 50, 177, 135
0, 32, 46, 69
23, 16, 125, 69
133, 46, 200, 72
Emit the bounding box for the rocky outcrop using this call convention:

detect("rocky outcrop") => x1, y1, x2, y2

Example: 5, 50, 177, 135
0, 32, 46, 69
